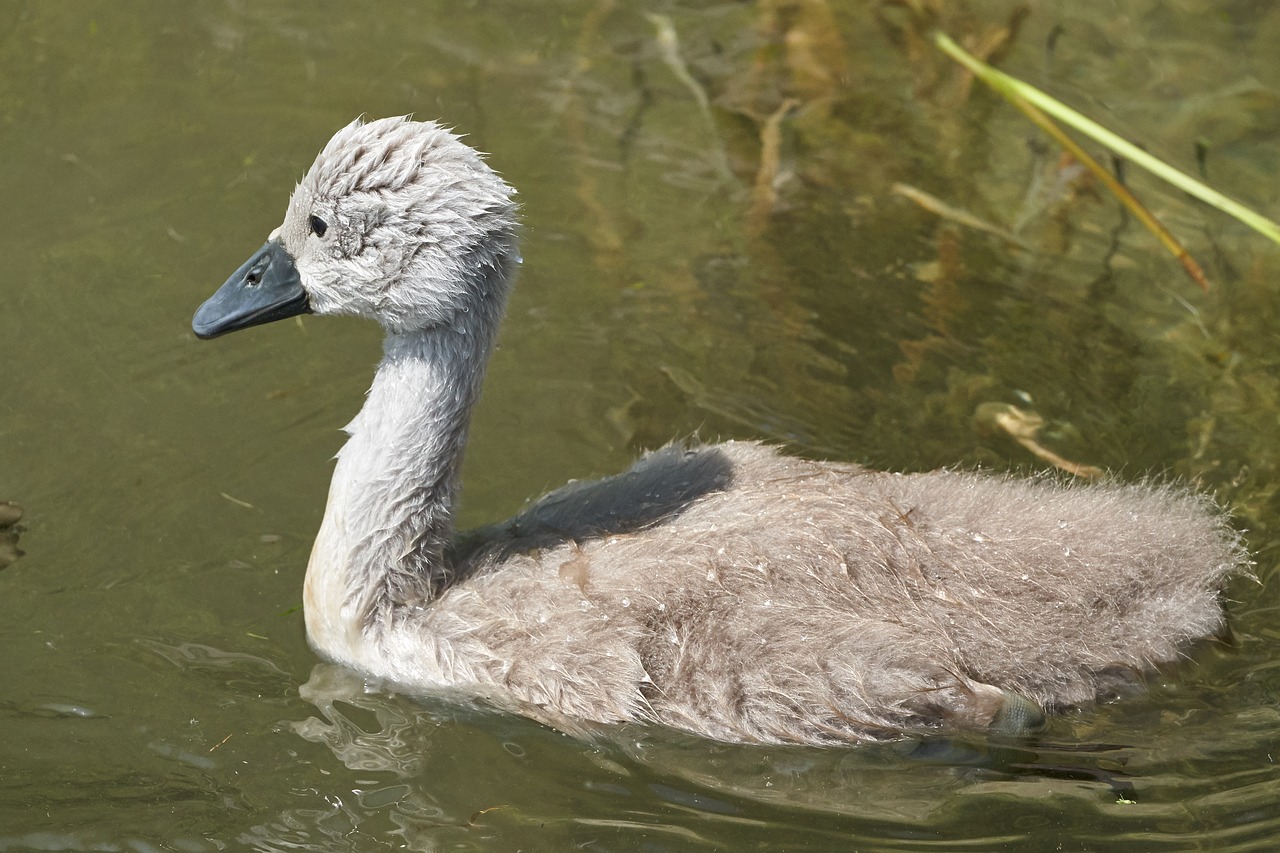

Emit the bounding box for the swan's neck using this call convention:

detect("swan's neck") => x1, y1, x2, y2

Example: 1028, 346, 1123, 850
304, 316, 497, 663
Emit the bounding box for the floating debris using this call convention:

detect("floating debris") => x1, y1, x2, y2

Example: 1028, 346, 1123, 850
0, 501, 24, 570
0, 501, 23, 528
892, 182, 1031, 249
975, 402, 1104, 479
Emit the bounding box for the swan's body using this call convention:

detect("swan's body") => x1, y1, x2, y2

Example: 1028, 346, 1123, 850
195, 117, 1246, 744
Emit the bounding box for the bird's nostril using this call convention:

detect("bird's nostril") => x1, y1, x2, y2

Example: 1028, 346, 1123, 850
246, 258, 268, 286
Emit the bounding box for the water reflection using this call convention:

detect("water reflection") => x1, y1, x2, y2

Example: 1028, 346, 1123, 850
271, 659, 1280, 850
3, 0, 1280, 849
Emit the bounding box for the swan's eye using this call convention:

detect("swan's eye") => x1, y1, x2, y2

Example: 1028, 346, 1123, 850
309, 215, 328, 237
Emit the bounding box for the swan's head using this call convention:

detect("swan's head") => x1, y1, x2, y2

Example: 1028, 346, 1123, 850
193, 116, 519, 339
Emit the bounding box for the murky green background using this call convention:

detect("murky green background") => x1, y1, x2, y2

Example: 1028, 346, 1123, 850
3, 1, 1280, 849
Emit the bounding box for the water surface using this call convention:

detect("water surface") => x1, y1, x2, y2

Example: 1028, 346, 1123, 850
3, 1, 1280, 849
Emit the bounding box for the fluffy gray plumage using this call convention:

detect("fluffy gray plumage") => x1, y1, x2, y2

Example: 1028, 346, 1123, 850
234, 116, 1245, 745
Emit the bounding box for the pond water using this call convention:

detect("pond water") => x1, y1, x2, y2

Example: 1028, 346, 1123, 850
3, 1, 1280, 849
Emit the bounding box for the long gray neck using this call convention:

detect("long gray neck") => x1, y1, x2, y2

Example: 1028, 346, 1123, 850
340, 324, 489, 605
306, 264, 512, 650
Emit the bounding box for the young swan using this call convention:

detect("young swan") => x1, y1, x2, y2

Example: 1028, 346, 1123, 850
194, 117, 1246, 745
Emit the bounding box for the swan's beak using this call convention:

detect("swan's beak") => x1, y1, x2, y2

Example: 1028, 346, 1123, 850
193, 240, 311, 339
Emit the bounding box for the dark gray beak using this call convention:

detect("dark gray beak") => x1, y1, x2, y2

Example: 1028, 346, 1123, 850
193, 240, 311, 339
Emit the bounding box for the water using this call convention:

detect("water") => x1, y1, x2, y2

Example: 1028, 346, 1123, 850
2, 1, 1280, 849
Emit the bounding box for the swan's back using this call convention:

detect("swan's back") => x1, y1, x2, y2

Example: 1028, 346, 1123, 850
422, 441, 1241, 743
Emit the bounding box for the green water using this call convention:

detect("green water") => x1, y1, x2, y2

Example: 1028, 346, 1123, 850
3, 1, 1280, 849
